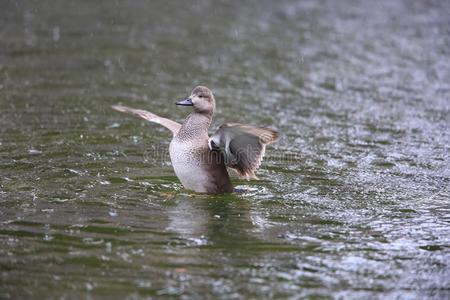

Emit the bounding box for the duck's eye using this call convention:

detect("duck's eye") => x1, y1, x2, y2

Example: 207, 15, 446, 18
198, 95, 204, 98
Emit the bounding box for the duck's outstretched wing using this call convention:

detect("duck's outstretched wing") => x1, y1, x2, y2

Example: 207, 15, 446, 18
209, 123, 279, 179
112, 105, 181, 136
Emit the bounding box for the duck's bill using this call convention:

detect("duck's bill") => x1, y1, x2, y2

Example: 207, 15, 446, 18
176, 97, 193, 106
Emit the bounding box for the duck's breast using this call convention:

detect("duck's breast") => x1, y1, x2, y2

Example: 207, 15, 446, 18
169, 138, 212, 193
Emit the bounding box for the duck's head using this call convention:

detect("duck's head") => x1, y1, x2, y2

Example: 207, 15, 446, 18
176, 86, 215, 115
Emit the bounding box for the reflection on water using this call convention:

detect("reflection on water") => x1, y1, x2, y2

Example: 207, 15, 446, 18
1, 0, 450, 299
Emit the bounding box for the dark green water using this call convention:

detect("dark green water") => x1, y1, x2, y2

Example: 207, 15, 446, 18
1, 0, 449, 299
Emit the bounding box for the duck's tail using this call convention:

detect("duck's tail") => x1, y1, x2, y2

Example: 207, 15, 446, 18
112, 105, 181, 136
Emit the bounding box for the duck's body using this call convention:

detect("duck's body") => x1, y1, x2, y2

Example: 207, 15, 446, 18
169, 112, 233, 193
112, 86, 278, 194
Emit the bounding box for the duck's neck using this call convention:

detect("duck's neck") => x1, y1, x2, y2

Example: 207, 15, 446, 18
178, 112, 212, 139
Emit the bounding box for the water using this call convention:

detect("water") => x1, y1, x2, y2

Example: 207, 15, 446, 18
1, 0, 449, 299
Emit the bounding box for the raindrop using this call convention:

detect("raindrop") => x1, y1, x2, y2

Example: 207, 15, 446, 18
52, 26, 60, 42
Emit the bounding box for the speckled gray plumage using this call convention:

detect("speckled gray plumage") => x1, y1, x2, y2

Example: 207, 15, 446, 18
170, 111, 233, 193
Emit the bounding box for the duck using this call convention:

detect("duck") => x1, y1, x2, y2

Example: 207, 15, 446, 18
112, 86, 278, 194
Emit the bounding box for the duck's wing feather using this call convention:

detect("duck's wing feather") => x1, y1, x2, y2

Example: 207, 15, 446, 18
209, 123, 279, 179
112, 105, 181, 136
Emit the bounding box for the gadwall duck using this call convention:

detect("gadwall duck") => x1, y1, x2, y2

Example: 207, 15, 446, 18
112, 86, 278, 194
